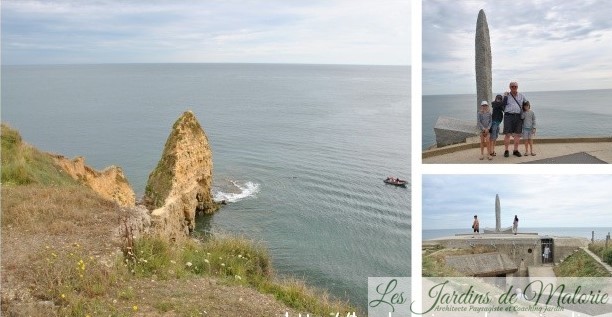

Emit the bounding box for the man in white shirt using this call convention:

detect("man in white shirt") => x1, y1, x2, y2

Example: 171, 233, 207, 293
502, 81, 528, 157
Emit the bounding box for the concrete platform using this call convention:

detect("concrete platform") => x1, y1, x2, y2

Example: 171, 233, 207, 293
527, 266, 556, 277
423, 137, 612, 164
429, 233, 543, 241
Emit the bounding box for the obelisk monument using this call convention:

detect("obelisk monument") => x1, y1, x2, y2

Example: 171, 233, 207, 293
433, 9, 492, 147
475, 9, 492, 121
495, 194, 501, 232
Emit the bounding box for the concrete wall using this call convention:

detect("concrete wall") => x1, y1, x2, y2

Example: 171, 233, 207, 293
430, 235, 589, 277
553, 237, 589, 264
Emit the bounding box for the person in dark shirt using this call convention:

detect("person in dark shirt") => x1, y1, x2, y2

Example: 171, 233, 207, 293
489, 94, 504, 157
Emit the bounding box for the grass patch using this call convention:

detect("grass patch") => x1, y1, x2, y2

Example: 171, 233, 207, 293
554, 249, 611, 277
589, 240, 612, 266
1, 123, 77, 186
257, 278, 354, 315
422, 245, 495, 277
123, 235, 357, 314
153, 301, 175, 313
1, 184, 116, 232
22, 243, 134, 317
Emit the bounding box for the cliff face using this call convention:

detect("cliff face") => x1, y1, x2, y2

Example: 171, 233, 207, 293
144, 111, 214, 240
54, 155, 136, 207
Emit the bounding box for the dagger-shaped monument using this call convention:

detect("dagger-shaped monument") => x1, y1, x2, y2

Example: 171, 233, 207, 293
495, 193, 501, 232
433, 9, 492, 147
475, 9, 492, 120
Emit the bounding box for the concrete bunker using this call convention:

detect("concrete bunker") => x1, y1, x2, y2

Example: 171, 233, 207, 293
541, 237, 554, 264
445, 252, 518, 277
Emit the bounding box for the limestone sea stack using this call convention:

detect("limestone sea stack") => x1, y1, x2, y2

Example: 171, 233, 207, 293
475, 9, 492, 121
144, 111, 214, 241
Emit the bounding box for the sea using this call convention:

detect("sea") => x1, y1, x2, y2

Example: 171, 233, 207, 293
424, 227, 612, 241
1, 63, 411, 310
422, 90, 612, 149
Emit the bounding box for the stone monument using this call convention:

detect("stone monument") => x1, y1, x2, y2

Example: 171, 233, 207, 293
475, 9, 492, 121
432, 9, 491, 147
485, 194, 512, 234
495, 193, 501, 232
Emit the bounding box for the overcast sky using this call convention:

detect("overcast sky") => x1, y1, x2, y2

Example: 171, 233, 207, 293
423, 175, 612, 230
1, 0, 410, 66
423, 0, 612, 95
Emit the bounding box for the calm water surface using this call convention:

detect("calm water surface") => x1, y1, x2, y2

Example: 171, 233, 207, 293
2, 63, 411, 309
423, 90, 612, 149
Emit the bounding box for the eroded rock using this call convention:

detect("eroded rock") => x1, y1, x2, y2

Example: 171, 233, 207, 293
53, 155, 136, 207
144, 111, 214, 241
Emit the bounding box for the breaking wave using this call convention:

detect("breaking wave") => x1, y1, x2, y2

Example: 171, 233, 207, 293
213, 181, 260, 203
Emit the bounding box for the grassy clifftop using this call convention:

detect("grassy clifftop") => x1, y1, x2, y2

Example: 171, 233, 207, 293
1, 124, 77, 186
1, 124, 356, 316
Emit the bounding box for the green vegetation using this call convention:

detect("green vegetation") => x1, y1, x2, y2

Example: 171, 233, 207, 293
30, 244, 121, 316
1, 123, 77, 186
19, 234, 356, 316
144, 114, 184, 208
2, 123, 356, 316
422, 245, 495, 277
554, 249, 611, 277
123, 235, 355, 315
605, 249, 612, 266
589, 240, 612, 266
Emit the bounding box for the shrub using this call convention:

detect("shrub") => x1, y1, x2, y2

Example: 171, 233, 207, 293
589, 242, 605, 256
128, 237, 176, 279
603, 248, 612, 266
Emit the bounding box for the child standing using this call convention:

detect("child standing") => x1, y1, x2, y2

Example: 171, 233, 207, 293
521, 101, 537, 156
489, 95, 504, 157
478, 101, 492, 160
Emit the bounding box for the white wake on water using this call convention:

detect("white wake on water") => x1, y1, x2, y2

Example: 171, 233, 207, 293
213, 181, 260, 203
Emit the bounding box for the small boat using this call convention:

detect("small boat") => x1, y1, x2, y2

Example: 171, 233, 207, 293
384, 177, 407, 187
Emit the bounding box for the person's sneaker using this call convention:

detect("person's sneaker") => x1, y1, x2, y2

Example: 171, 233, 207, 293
513, 150, 522, 157
504, 150, 509, 157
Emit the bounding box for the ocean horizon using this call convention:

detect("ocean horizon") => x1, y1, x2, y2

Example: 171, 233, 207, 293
424, 227, 612, 241
422, 89, 612, 149
2, 63, 411, 310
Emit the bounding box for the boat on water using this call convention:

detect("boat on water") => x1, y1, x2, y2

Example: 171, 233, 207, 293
384, 177, 407, 187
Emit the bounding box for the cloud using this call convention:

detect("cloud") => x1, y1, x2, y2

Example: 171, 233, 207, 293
423, 175, 612, 229
1, 0, 411, 65
423, 0, 612, 94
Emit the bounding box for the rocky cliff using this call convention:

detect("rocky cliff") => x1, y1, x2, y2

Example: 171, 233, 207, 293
144, 111, 214, 241
53, 155, 136, 207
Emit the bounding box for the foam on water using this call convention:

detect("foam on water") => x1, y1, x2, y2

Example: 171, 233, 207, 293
213, 181, 260, 203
